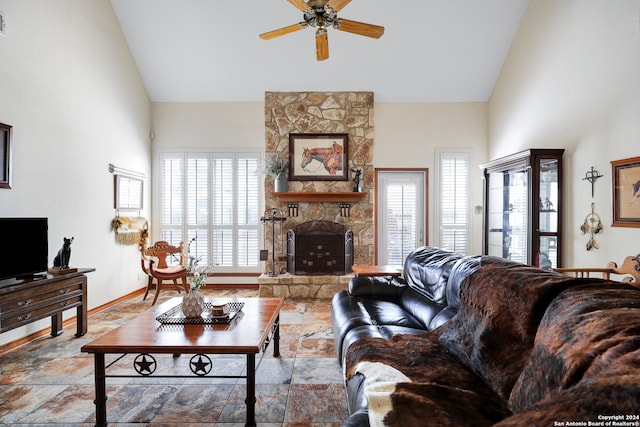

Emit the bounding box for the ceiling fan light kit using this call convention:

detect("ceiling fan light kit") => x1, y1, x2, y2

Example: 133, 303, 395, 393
260, 0, 384, 61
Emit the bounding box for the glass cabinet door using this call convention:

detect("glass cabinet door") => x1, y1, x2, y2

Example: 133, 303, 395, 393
486, 166, 529, 264
482, 149, 564, 269
536, 158, 560, 269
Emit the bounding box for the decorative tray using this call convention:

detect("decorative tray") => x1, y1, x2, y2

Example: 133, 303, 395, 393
156, 301, 245, 325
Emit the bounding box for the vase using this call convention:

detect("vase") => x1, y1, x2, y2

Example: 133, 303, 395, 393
274, 173, 287, 192
182, 288, 204, 318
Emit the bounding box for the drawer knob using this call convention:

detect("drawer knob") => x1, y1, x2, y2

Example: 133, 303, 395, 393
18, 313, 32, 321
17, 299, 32, 307
59, 288, 70, 294
60, 300, 70, 307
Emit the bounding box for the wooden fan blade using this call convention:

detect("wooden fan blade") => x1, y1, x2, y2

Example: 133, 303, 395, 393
316, 30, 329, 61
334, 18, 384, 38
260, 22, 307, 40
327, 0, 351, 12
287, 0, 311, 12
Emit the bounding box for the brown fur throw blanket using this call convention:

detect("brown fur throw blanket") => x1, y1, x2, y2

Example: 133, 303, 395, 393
345, 257, 640, 426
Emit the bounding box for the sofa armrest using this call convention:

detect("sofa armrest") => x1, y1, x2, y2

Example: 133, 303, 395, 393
348, 276, 406, 299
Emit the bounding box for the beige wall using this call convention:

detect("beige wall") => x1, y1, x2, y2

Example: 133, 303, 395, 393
151, 101, 489, 260
375, 103, 488, 253
489, 0, 640, 268
0, 0, 151, 345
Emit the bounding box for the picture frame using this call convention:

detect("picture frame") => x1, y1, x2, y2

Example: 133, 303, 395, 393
114, 174, 144, 210
0, 122, 12, 189
288, 133, 349, 181
611, 156, 640, 228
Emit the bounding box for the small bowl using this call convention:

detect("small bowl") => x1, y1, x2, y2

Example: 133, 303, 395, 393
211, 303, 230, 317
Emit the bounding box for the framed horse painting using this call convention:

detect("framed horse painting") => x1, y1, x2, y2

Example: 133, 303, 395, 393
612, 155, 640, 228
289, 133, 349, 181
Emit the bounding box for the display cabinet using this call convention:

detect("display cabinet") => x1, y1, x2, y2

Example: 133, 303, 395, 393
481, 149, 564, 269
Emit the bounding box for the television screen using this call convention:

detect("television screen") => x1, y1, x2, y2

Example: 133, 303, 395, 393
0, 218, 48, 281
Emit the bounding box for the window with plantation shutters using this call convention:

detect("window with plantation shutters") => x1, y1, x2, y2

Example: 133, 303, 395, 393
159, 152, 261, 272
436, 149, 471, 254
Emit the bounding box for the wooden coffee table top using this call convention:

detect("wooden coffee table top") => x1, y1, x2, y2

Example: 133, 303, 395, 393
351, 265, 401, 277
81, 297, 284, 355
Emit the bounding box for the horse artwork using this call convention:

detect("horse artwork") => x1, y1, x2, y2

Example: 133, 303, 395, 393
300, 141, 343, 175
289, 133, 349, 181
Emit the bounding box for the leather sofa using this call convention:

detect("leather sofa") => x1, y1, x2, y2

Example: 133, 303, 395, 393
331, 246, 482, 426
331, 246, 640, 427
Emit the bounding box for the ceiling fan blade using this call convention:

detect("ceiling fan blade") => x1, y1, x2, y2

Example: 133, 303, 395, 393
287, 0, 311, 12
327, 0, 351, 12
333, 18, 384, 39
316, 29, 329, 61
260, 22, 307, 40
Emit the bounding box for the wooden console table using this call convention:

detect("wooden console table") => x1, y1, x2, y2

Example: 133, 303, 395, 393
0, 268, 94, 337
352, 265, 401, 277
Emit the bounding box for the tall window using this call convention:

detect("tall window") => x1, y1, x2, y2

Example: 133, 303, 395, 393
436, 149, 472, 254
159, 152, 261, 273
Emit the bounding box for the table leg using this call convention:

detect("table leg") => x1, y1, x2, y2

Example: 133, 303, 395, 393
51, 313, 63, 337
94, 353, 107, 426
273, 315, 280, 357
245, 353, 256, 427
76, 299, 87, 337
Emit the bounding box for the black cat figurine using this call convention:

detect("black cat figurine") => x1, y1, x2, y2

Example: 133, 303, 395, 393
53, 237, 74, 269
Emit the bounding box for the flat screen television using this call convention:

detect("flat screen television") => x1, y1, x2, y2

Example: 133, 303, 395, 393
0, 217, 49, 281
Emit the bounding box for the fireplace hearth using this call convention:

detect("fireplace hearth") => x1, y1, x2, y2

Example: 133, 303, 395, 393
287, 221, 353, 275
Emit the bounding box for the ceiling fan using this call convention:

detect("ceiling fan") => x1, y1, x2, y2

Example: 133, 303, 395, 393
259, 0, 384, 61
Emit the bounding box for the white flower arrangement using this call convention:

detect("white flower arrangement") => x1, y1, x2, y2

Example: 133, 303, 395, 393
185, 236, 211, 291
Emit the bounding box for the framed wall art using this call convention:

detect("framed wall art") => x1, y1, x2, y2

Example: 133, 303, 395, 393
611, 155, 640, 228
0, 122, 12, 189
114, 174, 144, 210
289, 133, 349, 181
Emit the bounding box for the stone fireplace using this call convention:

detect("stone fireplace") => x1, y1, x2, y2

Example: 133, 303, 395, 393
287, 220, 353, 275
259, 91, 374, 298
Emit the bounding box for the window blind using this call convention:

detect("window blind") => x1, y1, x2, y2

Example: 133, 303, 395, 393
159, 152, 261, 272
439, 151, 471, 254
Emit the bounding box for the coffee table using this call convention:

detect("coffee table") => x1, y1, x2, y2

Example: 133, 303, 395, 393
81, 297, 284, 426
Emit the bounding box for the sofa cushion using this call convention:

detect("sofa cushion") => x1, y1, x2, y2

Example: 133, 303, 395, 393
403, 246, 462, 304
446, 255, 482, 309
509, 281, 640, 413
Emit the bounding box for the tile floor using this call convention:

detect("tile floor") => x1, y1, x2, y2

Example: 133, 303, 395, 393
0, 288, 348, 426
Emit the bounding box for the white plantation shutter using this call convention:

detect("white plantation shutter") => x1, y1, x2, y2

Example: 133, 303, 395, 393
159, 152, 261, 272
385, 183, 418, 265
237, 156, 260, 267
437, 150, 471, 254
377, 170, 426, 267
212, 156, 234, 267
160, 155, 184, 257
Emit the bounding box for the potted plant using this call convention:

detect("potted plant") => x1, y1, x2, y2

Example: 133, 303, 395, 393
265, 155, 288, 192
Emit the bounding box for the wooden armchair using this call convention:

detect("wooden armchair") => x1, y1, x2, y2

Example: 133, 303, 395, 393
554, 253, 640, 287
140, 241, 188, 305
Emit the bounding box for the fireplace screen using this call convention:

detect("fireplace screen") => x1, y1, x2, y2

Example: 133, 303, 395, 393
287, 221, 353, 275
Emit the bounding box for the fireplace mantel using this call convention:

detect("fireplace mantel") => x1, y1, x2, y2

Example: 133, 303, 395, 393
272, 192, 367, 203
273, 192, 367, 216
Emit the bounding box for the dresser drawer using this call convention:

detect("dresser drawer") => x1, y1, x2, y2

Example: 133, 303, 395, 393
0, 279, 84, 312
0, 293, 83, 332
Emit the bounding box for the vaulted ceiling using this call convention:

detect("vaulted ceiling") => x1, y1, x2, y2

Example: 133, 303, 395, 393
110, 0, 530, 103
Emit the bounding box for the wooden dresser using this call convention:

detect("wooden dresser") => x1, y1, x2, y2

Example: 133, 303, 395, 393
0, 268, 94, 337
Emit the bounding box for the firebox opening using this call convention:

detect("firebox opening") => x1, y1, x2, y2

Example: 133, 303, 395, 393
287, 220, 353, 275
